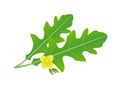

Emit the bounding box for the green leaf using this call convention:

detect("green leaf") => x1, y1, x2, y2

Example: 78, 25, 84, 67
26, 14, 73, 60
32, 58, 41, 66
44, 28, 107, 72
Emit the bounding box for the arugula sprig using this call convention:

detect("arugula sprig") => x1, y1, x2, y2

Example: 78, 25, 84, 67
31, 28, 107, 72
15, 14, 107, 74
15, 14, 73, 68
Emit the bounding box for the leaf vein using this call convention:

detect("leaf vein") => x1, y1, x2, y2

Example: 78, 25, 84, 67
53, 35, 105, 56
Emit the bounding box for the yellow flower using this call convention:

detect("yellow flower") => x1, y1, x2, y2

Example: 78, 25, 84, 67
40, 55, 54, 69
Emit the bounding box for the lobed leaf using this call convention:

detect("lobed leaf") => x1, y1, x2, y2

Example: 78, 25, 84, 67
26, 14, 73, 60
44, 28, 107, 72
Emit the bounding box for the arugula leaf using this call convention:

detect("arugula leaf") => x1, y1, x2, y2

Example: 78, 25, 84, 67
43, 28, 107, 72
26, 14, 73, 60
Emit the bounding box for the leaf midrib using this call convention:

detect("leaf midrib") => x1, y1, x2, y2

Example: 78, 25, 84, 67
53, 35, 106, 56
26, 16, 72, 59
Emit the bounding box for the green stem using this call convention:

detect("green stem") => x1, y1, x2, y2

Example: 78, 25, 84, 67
14, 59, 32, 69
14, 63, 32, 69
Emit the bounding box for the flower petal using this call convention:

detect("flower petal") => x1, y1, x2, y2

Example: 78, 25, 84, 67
41, 63, 47, 69
40, 56, 46, 63
46, 55, 53, 62
48, 63, 54, 69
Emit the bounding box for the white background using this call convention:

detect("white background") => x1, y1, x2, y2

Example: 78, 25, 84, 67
0, 0, 120, 90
